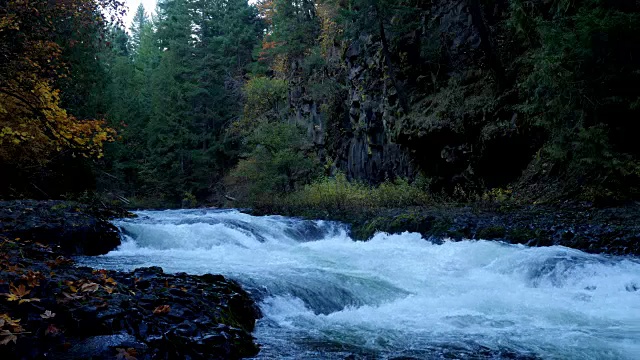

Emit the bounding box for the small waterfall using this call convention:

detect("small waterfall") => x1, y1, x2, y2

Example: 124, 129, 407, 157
78, 209, 640, 359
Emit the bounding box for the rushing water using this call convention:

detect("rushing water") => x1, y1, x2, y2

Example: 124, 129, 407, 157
77, 209, 640, 359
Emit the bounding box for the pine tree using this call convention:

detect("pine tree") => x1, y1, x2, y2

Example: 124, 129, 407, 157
98, 0, 263, 204
129, 4, 150, 56
270, 0, 320, 57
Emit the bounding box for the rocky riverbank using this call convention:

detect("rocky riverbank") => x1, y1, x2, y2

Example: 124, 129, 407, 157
0, 200, 125, 256
0, 200, 261, 359
253, 202, 640, 257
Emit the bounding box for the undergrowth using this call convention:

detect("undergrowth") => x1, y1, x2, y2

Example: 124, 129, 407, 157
252, 172, 430, 216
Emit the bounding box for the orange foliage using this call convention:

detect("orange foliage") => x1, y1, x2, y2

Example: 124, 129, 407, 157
255, 0, 275, 26
262, 41, 277, 50
0, 0, 121, 166
0, 80, 115, 164
258, 38, 279, 62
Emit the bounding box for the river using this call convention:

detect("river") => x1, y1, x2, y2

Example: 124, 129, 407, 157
77, 209, 640, 359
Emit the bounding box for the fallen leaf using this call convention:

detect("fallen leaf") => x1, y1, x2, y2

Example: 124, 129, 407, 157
40, 310, 56, 319
45, 324, 60, 335
96, 301, 108, 309
80, 282, 99, 292
22, 271, 43, 287
4, 264, 20, 273
0, 314, 22, 331
4, 283, 30, 301
47, 256, 72, 269
12, 284, 29, 296
153, 305, 170, 315
116, 347, 138, 360
18, 297, 39, 304
59, 292, 84, 302
0, 330, 17, 345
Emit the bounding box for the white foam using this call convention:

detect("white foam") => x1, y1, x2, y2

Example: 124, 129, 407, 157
78, 209, 640, 359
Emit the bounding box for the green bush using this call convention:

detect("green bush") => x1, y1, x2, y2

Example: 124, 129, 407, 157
229, 77, 289, 140
274, 172, 430, 213
225, 122, 319, 203
512, 1, 640, 200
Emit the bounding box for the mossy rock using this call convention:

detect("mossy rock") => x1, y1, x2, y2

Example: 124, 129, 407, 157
351, 217, 386, 240
429, 217, 453, 236
506, 227, 540, 244
476, 226, 507, 240
445, 228, 468, 240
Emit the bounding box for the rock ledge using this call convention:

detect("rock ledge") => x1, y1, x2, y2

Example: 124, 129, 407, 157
0, 200, 261, 359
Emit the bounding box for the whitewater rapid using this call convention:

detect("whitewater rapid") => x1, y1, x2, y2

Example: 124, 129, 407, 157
77, 209, 640, 359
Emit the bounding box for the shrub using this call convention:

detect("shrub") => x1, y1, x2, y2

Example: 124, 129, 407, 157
274, 173, 430, 214
225, 122, 319, 203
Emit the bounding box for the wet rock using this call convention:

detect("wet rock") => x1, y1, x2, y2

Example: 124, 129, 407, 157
0, 200, 121, 255
64, 333, 146, 360
134, 266, 164, 279
0, 232, 261, 360
271, 202, 640, 256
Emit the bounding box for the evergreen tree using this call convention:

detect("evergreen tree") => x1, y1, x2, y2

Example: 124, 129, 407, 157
271, 0, 319, 57
129, 4, 150, 56
99, 0, 263, 205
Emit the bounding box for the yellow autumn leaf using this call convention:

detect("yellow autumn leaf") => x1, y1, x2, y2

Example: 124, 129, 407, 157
3, 283, 30, 302
18, 298, 40, 304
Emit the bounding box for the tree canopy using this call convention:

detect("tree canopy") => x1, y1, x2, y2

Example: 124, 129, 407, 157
2, 0, 639, 204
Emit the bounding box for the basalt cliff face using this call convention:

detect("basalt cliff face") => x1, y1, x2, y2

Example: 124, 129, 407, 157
287, 0, 526, 188
281, 0, 640, 199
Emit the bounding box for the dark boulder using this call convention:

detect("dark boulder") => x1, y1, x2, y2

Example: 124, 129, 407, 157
0, 200, 121, 255
347, 203, 640, 256
0, 241, 261, 360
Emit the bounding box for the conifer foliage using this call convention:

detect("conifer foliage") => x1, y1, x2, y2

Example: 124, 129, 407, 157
2, 0, 639, 204
100, 0, 263, 206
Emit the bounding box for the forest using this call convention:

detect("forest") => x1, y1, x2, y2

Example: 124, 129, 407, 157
2, 0, 640, 209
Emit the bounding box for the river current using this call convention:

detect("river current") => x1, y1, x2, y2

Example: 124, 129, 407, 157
77, 209, 640, 359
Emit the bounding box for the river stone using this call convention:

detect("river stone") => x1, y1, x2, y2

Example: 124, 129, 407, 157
0, 200, 121, 255
64, 333, 146, 359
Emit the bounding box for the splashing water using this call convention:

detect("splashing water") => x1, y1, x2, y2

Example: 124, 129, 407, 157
77, 209, 640, 359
